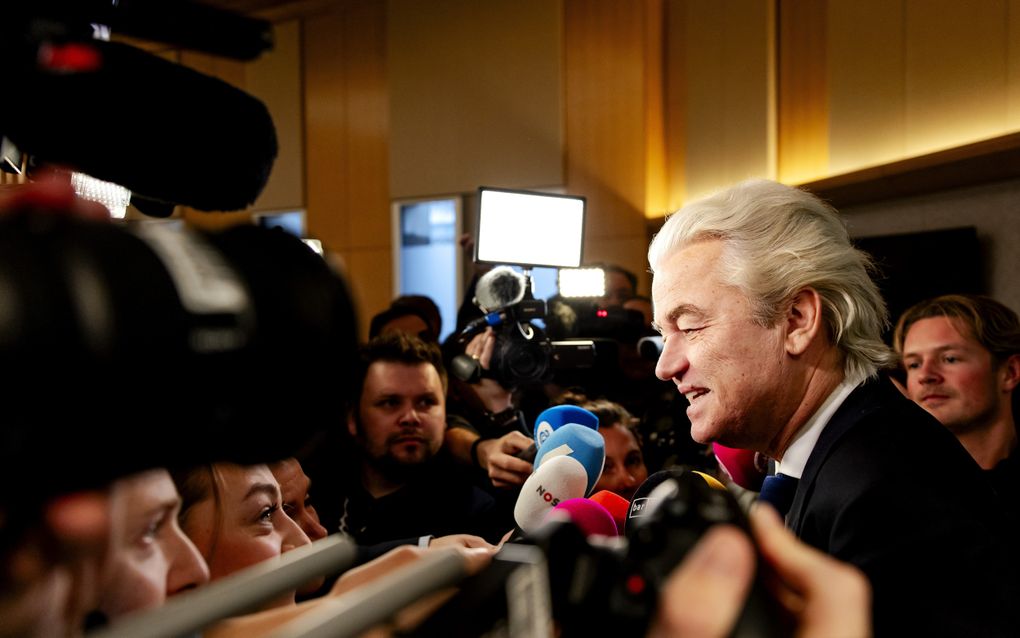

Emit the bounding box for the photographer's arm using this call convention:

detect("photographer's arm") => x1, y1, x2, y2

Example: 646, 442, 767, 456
443, 328, 533, 487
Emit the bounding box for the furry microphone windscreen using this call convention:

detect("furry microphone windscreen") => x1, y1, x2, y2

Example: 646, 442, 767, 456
549, 498, 619, 538
474, 266, 527, 312
6, 39, 277, 212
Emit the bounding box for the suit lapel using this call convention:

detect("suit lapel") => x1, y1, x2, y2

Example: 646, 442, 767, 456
785, 378, 887, 529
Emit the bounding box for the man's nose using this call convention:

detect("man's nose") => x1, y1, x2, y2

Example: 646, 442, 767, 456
655, 337, 688, 382
399, 406, 421, 425
918, 359, 942, 384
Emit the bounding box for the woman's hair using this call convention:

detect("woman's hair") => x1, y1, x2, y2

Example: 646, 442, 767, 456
648, 179, 895, 380
893, 294, 1020, 364
553, 391, 641, 442
171, 464, 220, 563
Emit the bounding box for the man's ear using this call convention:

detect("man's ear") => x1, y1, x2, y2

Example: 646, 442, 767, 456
1000, 354, 1020, 393
785, 288, 824, 356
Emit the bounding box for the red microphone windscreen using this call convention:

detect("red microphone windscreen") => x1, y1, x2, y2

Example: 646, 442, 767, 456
589, 490, 629, 535
549, 498, 618, 538
712, 443, 766, 492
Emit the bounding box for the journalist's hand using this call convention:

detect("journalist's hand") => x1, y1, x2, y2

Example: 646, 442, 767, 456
463, 328, 513, 413
750, 504, 871, 638
649, 506, 871, 638
476, 431, 533, 488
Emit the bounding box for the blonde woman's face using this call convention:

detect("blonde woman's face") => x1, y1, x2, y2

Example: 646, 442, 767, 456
181, 464, 310, 586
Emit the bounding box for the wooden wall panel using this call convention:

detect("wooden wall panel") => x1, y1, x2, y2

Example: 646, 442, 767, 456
827, 0, 905, 175
681, 0, 774, 199
664, 0, 687, 212
342, 0, 390, 250
777, 0, 826, 183
1006, 0, 1020, 127
644, 0, 669, 219
303, 1, 391, 331
564, 0, 662, 293
904, 0, 1008, 155
387, 0, 563, 198
246, 19, 305, 213
303, 7, 349, 249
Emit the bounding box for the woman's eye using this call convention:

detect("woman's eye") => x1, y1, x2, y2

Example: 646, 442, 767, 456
259, 504, 279, 522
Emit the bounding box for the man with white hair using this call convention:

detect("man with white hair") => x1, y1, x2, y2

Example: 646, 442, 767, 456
649, 179, 1018, 636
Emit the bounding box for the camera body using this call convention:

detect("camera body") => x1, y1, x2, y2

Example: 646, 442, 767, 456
407, 471, 786, 637
537, 472, 787, 638
449, 298, 597, 389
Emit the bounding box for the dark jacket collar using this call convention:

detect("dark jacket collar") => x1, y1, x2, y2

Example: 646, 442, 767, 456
785, 376, 889, 526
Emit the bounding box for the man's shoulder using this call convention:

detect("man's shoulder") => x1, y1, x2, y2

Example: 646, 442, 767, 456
812, 377, 973, 473
799, 377, 991, 512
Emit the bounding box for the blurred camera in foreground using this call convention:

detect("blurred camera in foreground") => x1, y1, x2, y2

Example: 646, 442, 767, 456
0, 209, 358, 503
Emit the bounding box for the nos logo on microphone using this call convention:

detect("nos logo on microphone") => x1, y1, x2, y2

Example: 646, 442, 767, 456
535, 421, 554, 446
535, 484, 561, 508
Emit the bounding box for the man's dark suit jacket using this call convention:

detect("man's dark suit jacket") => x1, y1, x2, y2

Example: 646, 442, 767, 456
788, 377, 1020, 636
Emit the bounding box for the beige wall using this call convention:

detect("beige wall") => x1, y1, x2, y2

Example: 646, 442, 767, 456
844, 178, 1020, 315
38, 0, 1020, 325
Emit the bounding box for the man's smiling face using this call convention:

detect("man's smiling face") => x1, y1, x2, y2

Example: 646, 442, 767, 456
652, 239, 789, 449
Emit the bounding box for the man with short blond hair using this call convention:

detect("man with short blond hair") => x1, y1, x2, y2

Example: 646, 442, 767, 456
894, 294, 1020, 500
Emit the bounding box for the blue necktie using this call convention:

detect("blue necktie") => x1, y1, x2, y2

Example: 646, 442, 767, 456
759, 473, 799, 517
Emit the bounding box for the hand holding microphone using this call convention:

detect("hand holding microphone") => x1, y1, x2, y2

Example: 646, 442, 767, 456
475, 430, 534, 488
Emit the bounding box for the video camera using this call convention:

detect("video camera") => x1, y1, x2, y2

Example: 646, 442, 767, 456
448, 187, 604, 389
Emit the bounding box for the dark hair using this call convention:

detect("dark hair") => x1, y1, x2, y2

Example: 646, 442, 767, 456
553, 391, 641, 442
368, 304, 437, 342
598, 263, 638, 295
170, 464, 220, 563
392, 295, 442, 339
353, 333, 448, 409
893, 294, 1020, 365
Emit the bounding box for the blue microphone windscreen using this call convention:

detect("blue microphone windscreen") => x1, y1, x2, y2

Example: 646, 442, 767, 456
534, 423, 605, 496
533, 404, 600, 448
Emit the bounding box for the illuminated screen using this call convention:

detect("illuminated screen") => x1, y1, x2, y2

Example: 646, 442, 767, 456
475, 188, 585, 268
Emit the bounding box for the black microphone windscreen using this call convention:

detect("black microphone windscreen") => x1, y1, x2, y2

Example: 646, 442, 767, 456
626, 468, 688, 534
6, 40, 277, 212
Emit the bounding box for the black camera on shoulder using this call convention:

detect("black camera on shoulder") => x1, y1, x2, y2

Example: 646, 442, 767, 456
449, 295, 597, 389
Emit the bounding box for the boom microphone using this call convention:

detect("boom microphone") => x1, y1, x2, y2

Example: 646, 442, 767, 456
533, 404, 599, 449
474, 266, 528, 312
4, 39, 277, 212
514, 455, 589, 533
533, 423, 606, 496
9, 0, 273, 61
